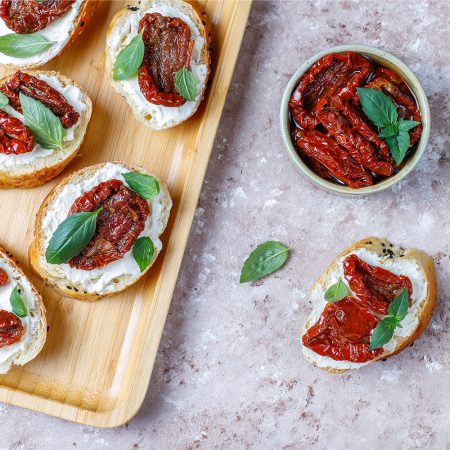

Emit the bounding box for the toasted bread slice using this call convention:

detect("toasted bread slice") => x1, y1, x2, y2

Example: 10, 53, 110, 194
301, 237, 437, 373
105, 0, 211, 130
0, 0, 98, 69
29, 161, 172, 301
0, 245, 47, 374
0, 70, 92, 189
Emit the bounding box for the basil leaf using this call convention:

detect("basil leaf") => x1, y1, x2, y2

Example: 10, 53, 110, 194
19, 93, 65, 150
46, 208, 103, 264
10, 286, 27, 317
357, 87, 398, 128
0, 92, 8, 109
0, 34, 54, 57
240, 241, 290, 283
387, 289, 409, 321
324, 278, 350, 303
133, 237, 155, 272
378, 123, 398, 139
175, 67, 197, 101
385, 133, 409, 166
113, 32, 144, 81
123, 172, 160, 200
398, 120, 420, 132
369, 317, 396, 350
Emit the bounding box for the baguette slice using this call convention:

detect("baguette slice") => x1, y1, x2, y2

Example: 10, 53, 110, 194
0, 70, 92, 189
0, 245, 47, 374
301, 237, 437, 373
105, 0, 211, 130
0, 0, 98, 69
29, 161, 172, 301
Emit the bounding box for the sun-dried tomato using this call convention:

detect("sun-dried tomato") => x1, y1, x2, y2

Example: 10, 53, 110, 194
1, 71, 79, 128
68, 180, 150, 270
138, 13, 194, 107
0, 0, 74, 34
0, 309, 23, 348
0, 110, 34, 154
293, 128, 373, 188
0, 268, 8, 286
343, 254, 412, 315
289, 51, 422, 187
302, 297, 383, 363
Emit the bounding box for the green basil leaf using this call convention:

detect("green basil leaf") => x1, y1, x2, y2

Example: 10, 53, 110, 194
385, 133, 409, 166
240, 241, 290, 283
0, 33, 54, 57
0, 91, 8, 109
398, 119, 421, 132
357, 87, 398, 128
46, 208, 103, 264
19, 93, 65, 150
369, 317, 396, 350
387, 289, 409, 321
324, 278, 350, 303
133, 237, 155, 272
123, 171, 160, 200
10, 286, 27, 318
175, 67, 197, 101
378, 123, 398, 139
113, 32, 144, 81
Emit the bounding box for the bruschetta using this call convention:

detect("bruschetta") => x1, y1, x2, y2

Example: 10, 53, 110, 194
301, 237, 436, 373
0, 0, 98, 69
29, 161, 172, 300
105, 0, 211, 130
0, 70, 92, 189
0, 245, 46, 374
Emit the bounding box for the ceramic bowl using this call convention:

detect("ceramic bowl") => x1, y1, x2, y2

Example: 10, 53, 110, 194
279, 44, 430, 195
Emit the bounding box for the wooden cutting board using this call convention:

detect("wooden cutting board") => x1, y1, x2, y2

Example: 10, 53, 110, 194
0, 0, 251, 427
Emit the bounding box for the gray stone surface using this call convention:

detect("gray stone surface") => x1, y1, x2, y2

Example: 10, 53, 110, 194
1, 1, 449, 449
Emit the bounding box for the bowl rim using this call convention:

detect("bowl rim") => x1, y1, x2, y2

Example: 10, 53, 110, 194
279, 44, 431, 196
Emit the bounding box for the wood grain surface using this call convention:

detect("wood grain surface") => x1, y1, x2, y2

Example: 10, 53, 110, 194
0, 0, 251, 427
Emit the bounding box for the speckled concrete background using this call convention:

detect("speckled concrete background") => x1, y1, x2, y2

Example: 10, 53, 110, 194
1, 1, 450, 449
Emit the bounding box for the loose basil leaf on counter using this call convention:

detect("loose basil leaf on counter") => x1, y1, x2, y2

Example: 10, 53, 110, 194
357, 87, 398, 128
123, 172, 160, 200
46, 208, 103, 265
175, 67, 197, 101
0, 92, 8, 109
10, 286, 27, 318
369, 289, 409, 350
133, 237, 155, 272
20, 93, 65, 150
324, 278, 350, 303
240, 241, 290, 283
113, 31, 144, 81
0, 34, 54, 57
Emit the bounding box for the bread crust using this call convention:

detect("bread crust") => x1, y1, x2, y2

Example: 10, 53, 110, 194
0, 70, 92, 189
0, 0, 99, 70
29, 161, 172, 301
0, 245, 47, 374
301, 237, 437, 373
105, 0, 211, 130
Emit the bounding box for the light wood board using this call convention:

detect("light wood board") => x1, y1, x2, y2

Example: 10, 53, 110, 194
0, 0, 252, 427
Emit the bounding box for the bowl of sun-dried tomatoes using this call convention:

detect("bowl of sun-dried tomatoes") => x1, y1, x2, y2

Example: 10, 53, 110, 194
280, 44, 430, 195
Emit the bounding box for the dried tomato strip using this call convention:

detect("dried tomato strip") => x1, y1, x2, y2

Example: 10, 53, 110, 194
317, 110, 395, 176
68, 180, 150, 270
138, 13, 194, 107
343, 254, 412, 315
0, 71, 79, 128
0, 0, 75, 34
0, 269, 8, 286
293, 128, 373, 188
302, 297, 383, 363
0, 111, 34, 154
0, 309, 23, 348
